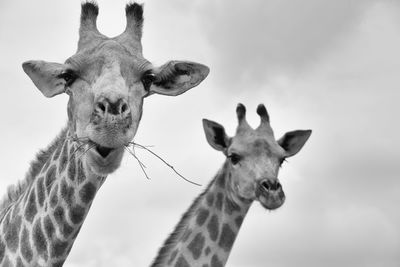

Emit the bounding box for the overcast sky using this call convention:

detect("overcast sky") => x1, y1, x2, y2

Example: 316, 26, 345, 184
0, 0, 399, 266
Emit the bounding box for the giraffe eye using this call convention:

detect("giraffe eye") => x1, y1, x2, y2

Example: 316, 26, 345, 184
228, 153, 241, 165
142, 72, 156, 91
58, 70, 77, 87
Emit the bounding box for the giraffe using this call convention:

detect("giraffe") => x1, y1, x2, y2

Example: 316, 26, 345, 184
0, 2, 209, 266
151, 103, 311, 267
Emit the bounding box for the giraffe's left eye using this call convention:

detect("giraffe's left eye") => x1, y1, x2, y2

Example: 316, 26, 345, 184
142, 72, 156, 91
58, 70, 77, 87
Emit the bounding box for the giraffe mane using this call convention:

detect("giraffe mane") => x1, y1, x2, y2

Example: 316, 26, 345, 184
0, 127, 68, 220
151, 163, 228, 267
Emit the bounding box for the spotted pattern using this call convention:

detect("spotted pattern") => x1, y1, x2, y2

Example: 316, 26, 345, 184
50, 184, 59, 208
235, 216, 244, 228
60, 180, 75, 204
196, 208, 210, 226
69, 205, 86, 224
58, 142, 69, 174
36, 176, 46, 208
52, 260, 66, 267
16, 257, 24, 267
216, 175, 226, 188
24, 188, 37, 223
45, 165, 57, 194
181, 228, 192, 243
0, 239, 5, 263
4, 215, 22, 252
207, 215, 219, 241
77, 161, 86, 184
20, 227, 33, 263
43, 215, 55, 239
53, 206, 74, 238
50, 239, 69, 258
174, 255, 190, 267
79, 182, 96, 204
210, 254, 223, 267
68, 148, 76, 181
204, 246, 211, 256
218, 224, 235, 252
206, 193, 214, 207
33, 218, 48, 260
187, 233, 206, 260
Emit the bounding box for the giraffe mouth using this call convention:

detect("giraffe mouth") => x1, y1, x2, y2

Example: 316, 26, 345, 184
94, 144, 115, 158
86, 142, 125, 175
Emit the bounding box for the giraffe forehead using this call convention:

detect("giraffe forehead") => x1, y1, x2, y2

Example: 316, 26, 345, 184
67, 41, 149, 84
229, 134, 282, 157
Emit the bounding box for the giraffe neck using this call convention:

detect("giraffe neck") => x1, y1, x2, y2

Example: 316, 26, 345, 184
152, 162, 253, 267
0, 127, 106, 266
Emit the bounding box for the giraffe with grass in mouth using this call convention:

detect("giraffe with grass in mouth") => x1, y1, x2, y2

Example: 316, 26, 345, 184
0, 2, 209, 266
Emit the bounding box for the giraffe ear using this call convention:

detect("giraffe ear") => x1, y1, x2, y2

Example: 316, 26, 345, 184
202, 119, 230, 152
22, 60, 69, 98
148, 61, 209, 96
278, 130, 312, 157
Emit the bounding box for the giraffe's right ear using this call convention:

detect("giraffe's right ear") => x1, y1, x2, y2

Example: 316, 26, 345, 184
22, 60, 69, 98
202, 119, 230, 152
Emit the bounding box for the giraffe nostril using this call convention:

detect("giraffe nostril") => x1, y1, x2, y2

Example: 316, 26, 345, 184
97, 102, 106, 113
121, 103, 128, 114
261, 181, 270, 191
260, 180, 281, 191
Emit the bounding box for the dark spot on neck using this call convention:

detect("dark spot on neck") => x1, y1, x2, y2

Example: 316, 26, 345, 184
36, 176, 46, 208
207, 215, 219, 242
79, 182, 97, 204
210, 254, 223, 267
24, 189, 37, 223
187, 233, 206, 260
51, 239, 69, 258
20, 226, 33, 263
196, 208, 210, 227
218, 223, 236, 252
174, 255, 190, 267
33, 218, 48, 260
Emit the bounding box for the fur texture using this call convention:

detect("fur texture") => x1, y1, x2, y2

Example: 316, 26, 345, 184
150, 163, 228, 267
0, 128, 68, 221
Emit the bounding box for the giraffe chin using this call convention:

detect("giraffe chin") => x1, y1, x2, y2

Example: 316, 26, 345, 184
86, 145, 125, 175
257, 191, 286, 210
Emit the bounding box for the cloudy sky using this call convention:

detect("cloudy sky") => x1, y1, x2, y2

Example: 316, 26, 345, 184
1, 0, 399, 266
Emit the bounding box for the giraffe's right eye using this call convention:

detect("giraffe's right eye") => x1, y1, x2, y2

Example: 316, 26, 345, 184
228, 153, 241, 165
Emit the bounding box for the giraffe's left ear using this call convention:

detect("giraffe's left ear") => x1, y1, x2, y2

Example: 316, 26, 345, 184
148, 61, 209, 97
22, 60, 70, 98
278, 130, 312, 157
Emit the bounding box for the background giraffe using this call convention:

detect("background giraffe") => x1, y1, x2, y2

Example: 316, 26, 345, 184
151, 103, 311, 267
0, 2, 209, 266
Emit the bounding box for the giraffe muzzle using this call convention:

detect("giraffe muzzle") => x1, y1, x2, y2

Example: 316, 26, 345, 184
256, 178, 285, 210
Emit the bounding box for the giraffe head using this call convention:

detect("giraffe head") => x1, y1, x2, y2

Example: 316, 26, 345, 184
21, 3, 209, 175
203, 103, 311, 210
